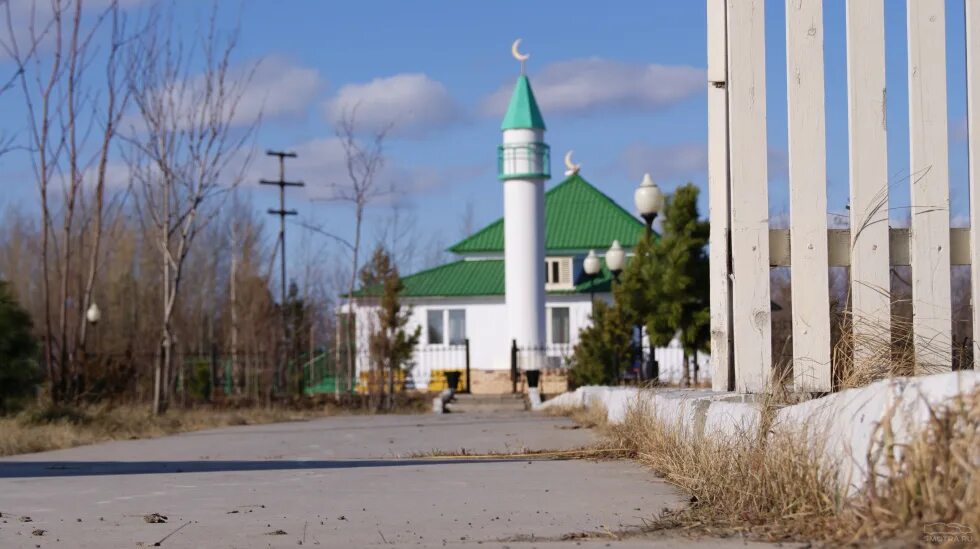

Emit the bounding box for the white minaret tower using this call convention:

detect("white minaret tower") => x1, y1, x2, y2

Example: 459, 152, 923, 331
499, 39, 549, 373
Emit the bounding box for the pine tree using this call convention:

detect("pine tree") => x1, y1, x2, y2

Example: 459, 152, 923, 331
568, 300, 634, 387
0, 280, 40, 411
360, 246, 421, 410
641, 184, 710, 385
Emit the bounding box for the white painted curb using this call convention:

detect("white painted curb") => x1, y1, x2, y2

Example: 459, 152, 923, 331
539, 371, 979, 493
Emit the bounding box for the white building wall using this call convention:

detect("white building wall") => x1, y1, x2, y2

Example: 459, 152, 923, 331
346, 291, 708, 390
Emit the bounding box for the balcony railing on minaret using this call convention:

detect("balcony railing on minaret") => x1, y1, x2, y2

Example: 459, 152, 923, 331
497, 142, 551, 180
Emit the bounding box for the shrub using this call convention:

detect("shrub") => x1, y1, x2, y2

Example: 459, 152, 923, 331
0, 280, 40, 412
569, 300, 633, 386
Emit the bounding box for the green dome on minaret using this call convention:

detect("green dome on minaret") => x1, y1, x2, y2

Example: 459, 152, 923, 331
500, 74, 546, 131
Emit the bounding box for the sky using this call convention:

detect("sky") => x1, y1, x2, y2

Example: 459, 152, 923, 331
0, 0, 974, 279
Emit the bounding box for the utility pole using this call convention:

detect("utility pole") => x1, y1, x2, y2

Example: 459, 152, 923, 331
260, 150, 304, 395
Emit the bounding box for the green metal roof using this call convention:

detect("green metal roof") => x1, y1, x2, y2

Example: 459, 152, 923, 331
501, 75, 546, 131
352, 258, 616, 298
448, 173, 648, 254
353, 260, 504, 298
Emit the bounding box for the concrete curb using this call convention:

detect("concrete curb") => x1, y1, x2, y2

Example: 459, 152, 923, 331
539, 371, 979, 493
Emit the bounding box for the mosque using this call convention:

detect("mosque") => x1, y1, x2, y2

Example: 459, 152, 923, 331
344, 42, 707, 394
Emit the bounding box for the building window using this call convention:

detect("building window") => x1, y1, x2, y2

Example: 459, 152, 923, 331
545, 257, 572, 288
427, 310, 444, 344
428, 309, 466, 345
448, 309, 466, 344
551, 307, 570, 344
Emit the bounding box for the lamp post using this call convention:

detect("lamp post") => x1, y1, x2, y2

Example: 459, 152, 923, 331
583, 249, 601, 316
86, 303, 101, 325
633, 174, 664, 384
84, 303, 101, 384
606, 240, 625, 282
634, 173, 664, 235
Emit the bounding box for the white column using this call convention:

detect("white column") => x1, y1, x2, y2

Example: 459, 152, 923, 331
503, 128, 546, 370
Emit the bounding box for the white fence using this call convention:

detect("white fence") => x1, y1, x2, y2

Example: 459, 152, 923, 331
654, 344, 711, 385
708, 0, 978, 392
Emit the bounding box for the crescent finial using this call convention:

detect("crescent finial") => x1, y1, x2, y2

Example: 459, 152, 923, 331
564, 150, 581, 176
511, 38, 530, 73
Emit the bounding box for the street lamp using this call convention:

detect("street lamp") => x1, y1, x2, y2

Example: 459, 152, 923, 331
606, 240, 625, 281
583, 249, 601, 315
634, 173, 664, 235
86, 303, 101, 324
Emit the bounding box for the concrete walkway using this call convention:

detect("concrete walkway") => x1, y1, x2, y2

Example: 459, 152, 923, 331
0, 411, 785, 548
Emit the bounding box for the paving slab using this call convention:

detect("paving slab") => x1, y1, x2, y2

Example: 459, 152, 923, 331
0, 411, 792, 548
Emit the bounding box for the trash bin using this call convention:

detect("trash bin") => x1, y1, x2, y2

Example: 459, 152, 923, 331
524, 369, 541, 389
444, 370, 462, 392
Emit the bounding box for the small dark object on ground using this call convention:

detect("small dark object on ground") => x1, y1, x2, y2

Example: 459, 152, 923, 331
19, 516, 32, 522
32, 528, 45, 536
143, 513, 168, 524
266, 529, 287, 535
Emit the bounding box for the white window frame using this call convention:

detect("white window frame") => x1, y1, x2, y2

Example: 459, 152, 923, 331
547, 306, 571, 345
544, 257, 573, 290
427, 308, 467, 346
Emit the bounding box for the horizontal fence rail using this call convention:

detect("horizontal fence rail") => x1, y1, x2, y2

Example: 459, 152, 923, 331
768, 228, 973, 267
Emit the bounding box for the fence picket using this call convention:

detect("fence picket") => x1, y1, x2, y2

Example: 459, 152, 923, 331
845, 0, 891, 362
785, 0, 831, 391
967, 0, 980, 368
907, 0, 952, 371
707, 0, 733, 391
725, 0, 772, 392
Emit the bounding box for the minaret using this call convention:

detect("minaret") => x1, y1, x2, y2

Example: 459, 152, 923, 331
499, 40, 549, 373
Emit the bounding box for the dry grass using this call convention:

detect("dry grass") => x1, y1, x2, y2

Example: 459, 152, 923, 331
605, 400, 842, 541
540, 399, 609, 428
568, 386, 979, 545
834, 314, 951, 391
847, 389, 979, 544
407, 446, 629, 461
0, 404, 331, 457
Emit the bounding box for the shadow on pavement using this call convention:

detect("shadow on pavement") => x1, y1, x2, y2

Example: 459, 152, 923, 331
0, 458, 529, 479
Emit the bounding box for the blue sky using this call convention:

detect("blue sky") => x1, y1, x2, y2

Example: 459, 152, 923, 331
0, 0, 973, 277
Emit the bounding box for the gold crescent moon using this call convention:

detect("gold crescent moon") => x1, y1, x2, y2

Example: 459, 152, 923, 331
564, 150, 580, 175
511, 39, 530, 62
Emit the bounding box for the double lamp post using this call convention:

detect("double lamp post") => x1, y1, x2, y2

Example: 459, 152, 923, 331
580, 173, 665, 379
582, 172, 664, 305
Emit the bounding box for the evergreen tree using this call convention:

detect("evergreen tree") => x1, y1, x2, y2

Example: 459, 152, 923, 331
568, 300, 634, 387
641, 184, 710, 384
0, 280, 40, 411
360, 246, 421, 410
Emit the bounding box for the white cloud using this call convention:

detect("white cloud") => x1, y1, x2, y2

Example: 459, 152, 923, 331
322, 73, 462, 137
247, 137, 453, 203
617, 142, 787, 188
482, 57, 704, 117
234, 55, 323, 125
619, 142, 707, 183
1, 0, 154, 60
120, 56, 322, 132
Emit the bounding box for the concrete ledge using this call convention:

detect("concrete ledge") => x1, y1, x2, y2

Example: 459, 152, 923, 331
539, 371, 979, 493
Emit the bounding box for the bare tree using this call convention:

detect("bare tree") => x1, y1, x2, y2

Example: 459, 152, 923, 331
3, 0, 130, 402
126, 4, 257, 414
311, 109, 391, 395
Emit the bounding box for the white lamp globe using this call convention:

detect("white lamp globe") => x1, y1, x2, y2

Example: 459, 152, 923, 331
583, 249, 601, 276
86, 303, 101, 324
634, 173, 665, 218
606, 240, 625, 273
